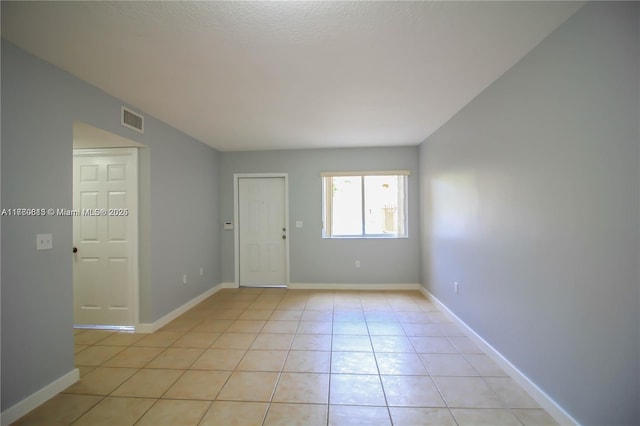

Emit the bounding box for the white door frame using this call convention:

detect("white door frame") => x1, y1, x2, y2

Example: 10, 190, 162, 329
73, 147, 139, 329
234, 173, 290, 288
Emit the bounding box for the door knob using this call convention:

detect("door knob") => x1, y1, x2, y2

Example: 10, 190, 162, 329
73, 247, 78, 253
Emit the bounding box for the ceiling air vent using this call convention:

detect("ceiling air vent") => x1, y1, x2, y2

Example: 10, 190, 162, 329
121, 106, 144, 133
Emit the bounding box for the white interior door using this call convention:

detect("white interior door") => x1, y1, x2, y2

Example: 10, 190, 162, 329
238, 177, 287, 287
73, 148, 138, 327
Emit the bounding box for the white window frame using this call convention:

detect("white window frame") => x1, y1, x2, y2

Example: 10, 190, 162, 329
322, 170, 410, 239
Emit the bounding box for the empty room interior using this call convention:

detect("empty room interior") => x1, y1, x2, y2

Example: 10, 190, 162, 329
1, 2, 639, 425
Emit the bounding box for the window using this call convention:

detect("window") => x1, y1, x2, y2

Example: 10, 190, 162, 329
322, 171, 409, 238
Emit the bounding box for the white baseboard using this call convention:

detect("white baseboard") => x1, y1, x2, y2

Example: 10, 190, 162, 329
419, 286, 578, 426
288, 283, 421, 291
0, 368, 80, 426
136, 282, 236, 333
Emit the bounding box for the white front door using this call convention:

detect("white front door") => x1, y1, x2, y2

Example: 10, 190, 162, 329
238, 177, 287, 287
73, 148, 138, 327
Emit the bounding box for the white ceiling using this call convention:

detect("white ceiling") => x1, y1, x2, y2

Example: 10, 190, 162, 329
1, 1, 583, 152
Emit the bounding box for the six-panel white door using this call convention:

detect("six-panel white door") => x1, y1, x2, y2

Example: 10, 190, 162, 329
73, 148, 138, 327
238, 177, 287, 287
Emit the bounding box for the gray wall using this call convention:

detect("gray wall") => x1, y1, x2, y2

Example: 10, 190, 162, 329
220, 147, 421, 285
1, 40, 222, 411
419, 3, 639, 425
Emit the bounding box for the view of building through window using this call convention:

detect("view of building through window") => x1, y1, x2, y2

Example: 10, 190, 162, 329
322, 173, 408, 238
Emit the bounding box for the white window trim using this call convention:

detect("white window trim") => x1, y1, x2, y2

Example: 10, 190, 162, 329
322, 171, 410, 239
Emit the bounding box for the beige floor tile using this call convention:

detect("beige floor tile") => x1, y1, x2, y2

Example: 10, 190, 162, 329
292, 334, 332, 351
330, 374, 386, 406
172, 331, 220, 348
265, 403, 328, 426
421, 354, 479, 376
13, 393, 102, 425
375, 353, 428, 375
237, 350, 288, 371
227, 320, 267, 333
262, 320, 299, 334
251, 333, 294, 350
297, 321, 333, 335
284, 350, 331, 373
239, 309, 274, 320
190, 348, 246, 370
277, 300, 307, 310
485, 377, 540, 408
146, 347, 204, 369
249, 301, 281, 310
332, 321, 369, 335
273, 372, 330, 404
77, 366, 97, 377
451, 408, 522, 425
200, 401, 268, 426
512, 408, 559, 425
217, 371, 280, 402
464, 354, 508, 376
427, 312, 451, 323
381, 375, 445, 407
302, 310, 333, 321
438, 323, 467, 337
211, 333, 257, 349
103, 346, 164, 368
363, 311, 398, 322
73, 330, 116, 345
389, 407, 457, 426
270, 309, 304, 320
328, 405, 391, 426
160, 317, 202, 332
74, 345, 90, 354
331, 352, 378, 374
401, 323, 443, 337
210, 309, 244, 320
332, 335, 372, 352
136, 399, 211, 425
64, 367, 138, 395
111, 369, 183, 398
395, 311, 431, 323
410, 336, 458, 354
72, 396, 155, 426
133, 331, 184, 348
449, 336, 483, 354
193, 319, 234, 333
370, 335, 415, 353
333, 310, 366, 322
163, 370, 231, 400
74, 345, 124, 367
98, 332, 146, 346
366, 322, 406, 336
433, 377, 503, 408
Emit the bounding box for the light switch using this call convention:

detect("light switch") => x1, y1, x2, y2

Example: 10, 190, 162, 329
295, 221, 303, 228
36, 233, 53, 250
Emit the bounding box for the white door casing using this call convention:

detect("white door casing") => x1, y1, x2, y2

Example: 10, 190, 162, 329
235, 174, 288, 287
73, 148, 138, 327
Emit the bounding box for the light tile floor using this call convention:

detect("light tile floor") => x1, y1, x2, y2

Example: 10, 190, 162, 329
14, 289, 558, 425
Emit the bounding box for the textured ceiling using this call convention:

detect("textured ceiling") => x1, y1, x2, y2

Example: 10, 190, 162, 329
1, 1, 583, 151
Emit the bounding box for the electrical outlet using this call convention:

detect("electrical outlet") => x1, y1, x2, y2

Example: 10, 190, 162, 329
454, 282, 459, 294
355, 260, 361, 268
182, 274, 188, 284
200, 267, 204, 276
36, 233, 53, 250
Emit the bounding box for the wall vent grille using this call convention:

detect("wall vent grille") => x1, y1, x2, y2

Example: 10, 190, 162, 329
121, 106, 144, 133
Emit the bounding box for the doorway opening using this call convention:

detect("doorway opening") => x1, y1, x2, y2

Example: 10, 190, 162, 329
72, 123, 149, 330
